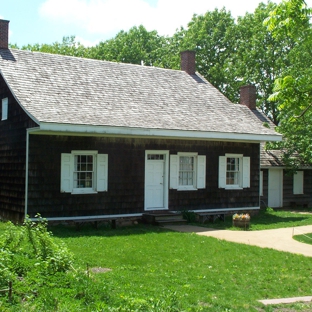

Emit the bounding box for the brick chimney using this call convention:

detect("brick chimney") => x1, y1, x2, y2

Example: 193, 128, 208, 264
240, 85, 256, 110
0, 19, 9, 49
180, 50, 196, 75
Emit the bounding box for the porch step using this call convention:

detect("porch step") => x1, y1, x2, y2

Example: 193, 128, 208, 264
157, 219, 188, 226
142, 212, 187, 226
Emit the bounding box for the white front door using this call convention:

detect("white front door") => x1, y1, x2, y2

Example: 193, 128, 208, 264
145, 151, 169, 210
268, 169, 283, 208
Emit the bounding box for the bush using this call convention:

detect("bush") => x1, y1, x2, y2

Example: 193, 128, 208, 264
182, 210, 196, 223
0, 215, 73, 288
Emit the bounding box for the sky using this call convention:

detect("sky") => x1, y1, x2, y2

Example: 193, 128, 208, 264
1, 0, 312, 47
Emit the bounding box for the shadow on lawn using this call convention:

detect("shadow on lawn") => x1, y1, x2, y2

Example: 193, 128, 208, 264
50, 210, 312, 237
198, 210, 311, 230
251, 211, 308, 225
50, 223, 172, 239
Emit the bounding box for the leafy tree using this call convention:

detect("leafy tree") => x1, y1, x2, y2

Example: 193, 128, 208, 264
181, 9, 238, 99
233, 2, 295, 124
20, 36, 92, 58
90, 25, 167, 66
265, 0, 312, 165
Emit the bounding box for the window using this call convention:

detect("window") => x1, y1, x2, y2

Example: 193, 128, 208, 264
74, 155, 94, 189
219, 154, 250, 189
2, 97, 8, 121
179, 155, 195, 186
293, 171, 304, 194
170, 153, 206, 190
226, 157, 240, 185
61, 151, 108, 194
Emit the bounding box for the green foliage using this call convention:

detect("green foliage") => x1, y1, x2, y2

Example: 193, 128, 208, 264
0, 216, 73, 289
265, 0, 312, 166
233, 2, 295, 124
181, 210, 196, 223
20, 36, 92, 58
90, 25, 168, 66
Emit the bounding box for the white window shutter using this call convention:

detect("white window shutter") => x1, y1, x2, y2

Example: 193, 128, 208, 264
293, 171, 304, 194
242, 157, 250, 188
170, 155, 178, 189
97, 154, 108, 192
197, 155, 206, 189
61, 153, 73, 193
219, 156, 226, 188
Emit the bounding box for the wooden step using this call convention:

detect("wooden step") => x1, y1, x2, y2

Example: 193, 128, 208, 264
142, 212, 186, 225
157, 219, 188, 226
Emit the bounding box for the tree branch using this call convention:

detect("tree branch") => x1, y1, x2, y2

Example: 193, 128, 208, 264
294, 102, 312, 118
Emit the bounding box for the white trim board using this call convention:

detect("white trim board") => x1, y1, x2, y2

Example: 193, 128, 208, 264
29, 207, 260, 222
37, 122, 282, 142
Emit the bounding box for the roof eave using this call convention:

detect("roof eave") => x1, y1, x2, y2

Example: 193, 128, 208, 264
34, 122, 282, 142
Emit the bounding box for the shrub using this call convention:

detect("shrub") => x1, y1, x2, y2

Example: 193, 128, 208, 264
182, 210, 196, 223
0, 215, 73, 288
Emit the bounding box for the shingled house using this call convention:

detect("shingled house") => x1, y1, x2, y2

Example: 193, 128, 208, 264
0, 20, 281, 222
260, 146, 312, 208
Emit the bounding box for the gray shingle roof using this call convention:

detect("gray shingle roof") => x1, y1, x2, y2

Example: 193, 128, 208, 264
260, 144, 285, 167
0, 48, 280, 138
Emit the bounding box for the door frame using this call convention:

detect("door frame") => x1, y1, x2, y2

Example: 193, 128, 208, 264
268, 168, 283, 208
144, 150, 169, 211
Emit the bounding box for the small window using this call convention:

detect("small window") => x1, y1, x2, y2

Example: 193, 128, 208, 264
61, 151, 108, 194
170, 153, 206, 190
2, 97, 8, 121
219, 154, 250, 189
147, 154, 164, 160
293, 171, 304, 194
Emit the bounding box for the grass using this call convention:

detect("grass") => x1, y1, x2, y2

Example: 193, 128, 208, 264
196, 207, 312, 231
52, 224, 312, 311
294, 233, 312, 245
1, 209, 312, 311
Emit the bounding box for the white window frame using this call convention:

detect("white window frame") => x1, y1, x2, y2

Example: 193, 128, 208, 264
170, 152, 206, 191
219, 154, 250, 189
293, 171, 304, 194
2, 97, 8, 121
61, 151, 108, 194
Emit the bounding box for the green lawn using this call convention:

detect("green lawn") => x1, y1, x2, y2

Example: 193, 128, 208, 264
197, 207, 312, 231
1, 209, 312, 311
294, 232, 312, 245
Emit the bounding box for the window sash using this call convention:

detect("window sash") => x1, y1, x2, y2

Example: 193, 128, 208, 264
226, 157, 240, 186
73, 155, 94, 189
179, 156, 195, 186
